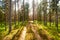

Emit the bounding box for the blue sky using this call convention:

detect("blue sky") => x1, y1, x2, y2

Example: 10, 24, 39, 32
0, 0, 2, 6
0, 0, 2, 1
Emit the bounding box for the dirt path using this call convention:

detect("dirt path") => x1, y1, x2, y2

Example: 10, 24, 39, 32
31, 26, 43, 40
18, 27, 27, 40
28, 21, 43, 40
18, 21, 52, 40
3, 21, 52, 40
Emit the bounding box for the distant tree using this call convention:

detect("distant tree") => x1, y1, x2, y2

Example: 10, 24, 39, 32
24, 2, 29, 21
4, 0, 9, 31
37, 4, 42, 21
51, 0, 59, 30
14, 0, 17, 28
20, 2, 29, 21
55, 0, 59, 30
42, 0, 47, 26
0, 6, 4, 25
20, 5, 24, 21
33, 0, 35, 21
23, 0, 25, 22
17, 0, 20, 25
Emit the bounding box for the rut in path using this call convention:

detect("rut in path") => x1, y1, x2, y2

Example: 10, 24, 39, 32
27, 21, 43, 40
32, 26, 43, 40
18, 27, 27, 40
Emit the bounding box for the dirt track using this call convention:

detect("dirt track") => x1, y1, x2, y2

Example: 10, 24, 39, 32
3, 21, 53, 40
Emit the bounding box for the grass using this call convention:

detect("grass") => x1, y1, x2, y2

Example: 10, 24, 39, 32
33, 20, 60, 40
0, 21, 28, 40
0, 21, 60, 40
25, 26, 37, 40
25, 33, 37, 40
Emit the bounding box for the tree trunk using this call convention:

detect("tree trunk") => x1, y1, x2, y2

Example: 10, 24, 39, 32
8, 0, 12, 33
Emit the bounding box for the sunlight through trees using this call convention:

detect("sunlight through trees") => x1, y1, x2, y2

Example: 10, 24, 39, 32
0, 0, 60, 40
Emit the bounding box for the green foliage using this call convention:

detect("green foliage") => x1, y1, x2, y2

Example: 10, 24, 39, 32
33, 20, 60, 40
0, 6, 5, 22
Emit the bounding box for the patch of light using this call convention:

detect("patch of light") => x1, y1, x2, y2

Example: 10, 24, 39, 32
13, 0, 43, 13
0, 0, 2, 1
12, 0, 15, 1
57, 1, 60, 6
59, 1, 60, 3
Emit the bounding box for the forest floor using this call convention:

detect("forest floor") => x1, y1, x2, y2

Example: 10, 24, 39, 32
3, 21, 59, 40
18, 27, 27, 40
25, 21, 53, 40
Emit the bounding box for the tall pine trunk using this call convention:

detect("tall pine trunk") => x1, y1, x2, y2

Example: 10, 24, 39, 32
8, 0, 12, 33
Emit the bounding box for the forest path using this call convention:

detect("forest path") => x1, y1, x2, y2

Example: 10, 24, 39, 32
26, 21, 52, 40
3, 21, 53, 40
18, 27, 27, 40
31, 25, 43, 40
25, 21, 43, 40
